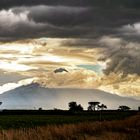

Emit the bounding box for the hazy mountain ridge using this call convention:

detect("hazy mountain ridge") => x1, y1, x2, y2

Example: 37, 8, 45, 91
0, 83, 139, 110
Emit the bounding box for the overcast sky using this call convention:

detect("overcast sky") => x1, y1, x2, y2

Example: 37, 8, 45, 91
0, 0, 140, 99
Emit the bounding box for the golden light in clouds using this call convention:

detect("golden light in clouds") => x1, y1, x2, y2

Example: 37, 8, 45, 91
0, 38, 140, 97
0, 61, 36, 71
0, 38, 99, 71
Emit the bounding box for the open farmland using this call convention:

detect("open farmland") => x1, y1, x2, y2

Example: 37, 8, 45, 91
0, 112, 139, 140
0, 110, 138, 129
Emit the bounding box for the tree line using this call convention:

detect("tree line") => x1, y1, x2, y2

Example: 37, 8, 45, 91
0, 101, 134, 111
68, 101, 131, 112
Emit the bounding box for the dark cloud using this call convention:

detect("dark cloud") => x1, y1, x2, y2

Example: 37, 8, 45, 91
0, 1, 140, 41
60, 38, 99, 48
1, 0, 140, 10
104, 48, 140, 75
98, 37, 140, 75
54, 68, 68, 73
0, 0, 140, 76
27, 6, 89, 26
0, 0, 89, 9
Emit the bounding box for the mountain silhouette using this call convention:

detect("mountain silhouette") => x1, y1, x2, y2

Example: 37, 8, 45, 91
0, 83, 139, 110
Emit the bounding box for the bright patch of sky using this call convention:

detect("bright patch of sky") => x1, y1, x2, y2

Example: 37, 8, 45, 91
77, 64, 103, 74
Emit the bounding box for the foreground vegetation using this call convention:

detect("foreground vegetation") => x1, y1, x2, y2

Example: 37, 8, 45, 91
0, 110, 137, 129
0, 113, 139, 140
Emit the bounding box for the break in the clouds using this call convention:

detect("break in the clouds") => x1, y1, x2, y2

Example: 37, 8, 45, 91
0, 0, 140, 99
0, 38, 139, 98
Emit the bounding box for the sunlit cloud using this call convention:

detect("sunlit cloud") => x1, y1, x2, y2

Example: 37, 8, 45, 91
0, 37, 140, 97
120, 22, 140, 35
0, 78, 36, 94
0, 38, 100, 73
98, 73, 140, 97
0, 61, 37, 72
34, 69, 100, 89
0, 0, 140, 111
0, 9, 29, 28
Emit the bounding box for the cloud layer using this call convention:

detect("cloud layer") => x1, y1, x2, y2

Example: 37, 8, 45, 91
1, 1, 140, 41
0, 0, 140, 98
99, 36, 140, 75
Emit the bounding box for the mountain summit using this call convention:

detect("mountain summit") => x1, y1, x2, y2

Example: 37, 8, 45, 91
0, 83, 139, 110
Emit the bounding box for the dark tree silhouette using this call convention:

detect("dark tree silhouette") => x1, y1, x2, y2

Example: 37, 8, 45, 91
77, 104, 83, 112
68, 101, 83, 112
69, 102, 77, 111
87, 105, 92, 111
118, 105, 131, 111
0, 102, 2, 106
38, 107, 42, 110
98, 104, 107, 110
88, 101, 100, 111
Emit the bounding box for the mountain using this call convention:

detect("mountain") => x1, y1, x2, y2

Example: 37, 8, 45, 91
0, 83, 139, 110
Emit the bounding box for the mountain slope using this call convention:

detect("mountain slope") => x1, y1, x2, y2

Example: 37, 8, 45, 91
0, 83, 139, 110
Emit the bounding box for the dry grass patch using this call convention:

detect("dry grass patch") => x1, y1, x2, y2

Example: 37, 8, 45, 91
0, 114, 139, 140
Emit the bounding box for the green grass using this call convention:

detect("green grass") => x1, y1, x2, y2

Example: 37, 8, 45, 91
0, 111, 137, 129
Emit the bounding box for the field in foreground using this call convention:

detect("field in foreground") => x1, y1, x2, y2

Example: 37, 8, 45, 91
0, 110, 138, 129
0, 113, 139, 140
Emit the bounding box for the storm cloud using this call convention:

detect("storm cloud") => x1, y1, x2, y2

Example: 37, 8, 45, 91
1, 0, 140, 9
98, 36, 140, 75
54, 68, 68, 73
0, 0, 140, 95
0, 0, 140, 41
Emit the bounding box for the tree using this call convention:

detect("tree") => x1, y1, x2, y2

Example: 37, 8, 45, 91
38, 107, 42, 110
87, 105, 92, 111
0, 102, 2, 105
88, 101, 100, 111
118, 105, 131, 111
68, 101, 83, 112
77, 104, 83, 112
98, 104, 107, 110
69, 102, 77, 111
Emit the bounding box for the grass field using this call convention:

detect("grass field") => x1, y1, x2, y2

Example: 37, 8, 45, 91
0, 112, 139, 140
0, 110, 138, 129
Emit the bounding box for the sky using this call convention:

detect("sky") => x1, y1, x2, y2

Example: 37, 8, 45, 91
0, 0, 140, 100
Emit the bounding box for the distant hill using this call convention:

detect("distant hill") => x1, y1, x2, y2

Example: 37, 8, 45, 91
0, 83, 139, 110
